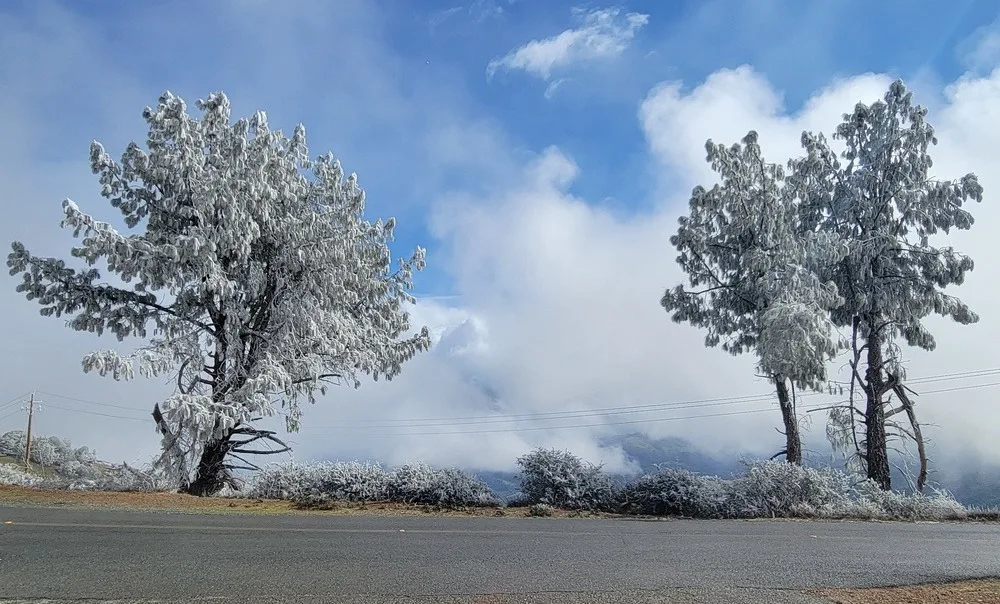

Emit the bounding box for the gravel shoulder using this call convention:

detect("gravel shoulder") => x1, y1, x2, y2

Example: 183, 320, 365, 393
812, 578, 1000, 603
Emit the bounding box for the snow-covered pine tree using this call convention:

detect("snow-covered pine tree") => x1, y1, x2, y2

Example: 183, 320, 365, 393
663, 131, 847, 464
789, 80, 982, 490
7, 91, 431, 495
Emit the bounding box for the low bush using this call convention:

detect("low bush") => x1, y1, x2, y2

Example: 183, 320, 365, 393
386, 463, 499, 507
0, 464, 41, 487
614, 459, 970, 521
527, 503, 554, 517
852, 480, 967, 521
64, 463, 168, 493
617, 466, 728, 518
726, 459, 855, 518
245, 461, 498, 508
516, 448, 614, 511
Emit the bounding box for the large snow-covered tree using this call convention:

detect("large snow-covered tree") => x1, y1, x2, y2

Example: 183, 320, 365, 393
662, 131, 847, 464
7, 91, 431, 495
789, 80, 982, 490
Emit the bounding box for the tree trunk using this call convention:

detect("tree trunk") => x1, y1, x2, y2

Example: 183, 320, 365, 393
891, 383, 928, 493
182, 437, 232, 497
864, 334, 892, 490
774, 376, 802, 465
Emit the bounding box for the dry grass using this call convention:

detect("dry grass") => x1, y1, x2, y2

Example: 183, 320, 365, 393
0, 486, 616, 518
813, 579, 1000, 603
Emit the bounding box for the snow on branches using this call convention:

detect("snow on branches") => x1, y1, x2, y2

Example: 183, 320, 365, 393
662, 130, 848, 464
7, 91, 431, 494
790, 80, 982, 489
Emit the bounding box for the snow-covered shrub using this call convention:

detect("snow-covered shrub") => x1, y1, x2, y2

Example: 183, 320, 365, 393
0, 431, 105, 480
617, 466, 728, 518
853, 480, 967, 521
0, 464, 41, 487
386, 463, 498, 507
65, 463, 169, 492
516, 448, 614, 511
246, 462, 390, 501
527, 503, 554, 517
246, 461, 497, 508
0, 431, 26, 458
726, 459, 854, 518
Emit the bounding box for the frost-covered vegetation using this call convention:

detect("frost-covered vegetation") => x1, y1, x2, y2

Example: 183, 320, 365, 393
516, 448, 614, 511
662, 81, 982, 491
7, 91, 430, 496
231, 448, 970, 521
0, 464, 42, 487
0, 430, 165, 492
2, 82, 987, 504
246, 461, 499, 508
0, 429, 976, 521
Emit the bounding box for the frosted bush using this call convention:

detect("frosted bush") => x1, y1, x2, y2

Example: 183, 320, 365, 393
386, 463, 498, 507
0, 464, 41, 487
854, 480, 967, 521
65, 463, 169, 492
247, 462, 390, 501
618, 466, 727, 518
516, 448, 614, 511
310, 462, 390, 501
0, 431, 105, 480
246, 461, 497, 508
727, 459, 854, 518
527, 503, 554, 517
610, 457, 968, 521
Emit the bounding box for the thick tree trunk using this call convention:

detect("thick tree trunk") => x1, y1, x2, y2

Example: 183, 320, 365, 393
774, 376, 802, 465
864, 334, 892, 490
182, 438, 232, 497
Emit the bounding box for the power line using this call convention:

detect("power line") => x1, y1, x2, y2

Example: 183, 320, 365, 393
40, 402, 149, 423
37, 391, 148, 412
303, 380, 1000, 437
0, 392, 29, 413
0, 409, 22, 423
24, 366, 1000, 433
304, 367, 1000, 430
829, 367, 1000, 387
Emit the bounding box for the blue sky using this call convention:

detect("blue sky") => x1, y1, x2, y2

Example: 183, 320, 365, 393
7, 0, 996, 296
2, 0, 1000, 471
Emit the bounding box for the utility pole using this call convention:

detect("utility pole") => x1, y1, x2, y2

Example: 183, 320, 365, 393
24, 392, 35, 471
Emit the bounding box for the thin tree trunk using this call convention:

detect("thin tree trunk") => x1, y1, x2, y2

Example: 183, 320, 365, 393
865, 333, 892, 490
774, 376, 802, 465
891, 383, 928, 493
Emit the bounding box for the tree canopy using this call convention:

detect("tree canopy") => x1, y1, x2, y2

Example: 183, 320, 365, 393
8, 92, 430, 494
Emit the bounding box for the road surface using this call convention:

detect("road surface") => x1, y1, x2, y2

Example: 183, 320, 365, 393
1, 506, 998, 603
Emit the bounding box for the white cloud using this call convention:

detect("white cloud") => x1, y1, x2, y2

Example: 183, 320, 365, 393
487, 7, 648, 80
957, 18, 1000, 74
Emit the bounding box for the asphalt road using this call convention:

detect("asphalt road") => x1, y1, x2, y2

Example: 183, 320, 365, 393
1, 506, 999, 604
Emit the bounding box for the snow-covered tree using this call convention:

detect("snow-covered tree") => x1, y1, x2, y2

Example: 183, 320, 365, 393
662, 131, 847, 464
7, 91, 431, 495
789, 80, 982, 490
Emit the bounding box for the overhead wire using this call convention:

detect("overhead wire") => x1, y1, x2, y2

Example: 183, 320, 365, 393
14, 366, 1000, 433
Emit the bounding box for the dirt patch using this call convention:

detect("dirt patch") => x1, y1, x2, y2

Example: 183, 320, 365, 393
813, 579, 1000, 603
0, 486, 614, 518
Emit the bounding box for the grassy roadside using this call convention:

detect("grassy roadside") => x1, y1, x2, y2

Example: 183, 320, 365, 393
0, 486, 601, 518
812, 578, 1000, 603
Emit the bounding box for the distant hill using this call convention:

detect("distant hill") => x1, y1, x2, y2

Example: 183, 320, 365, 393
600, 433, 745, 477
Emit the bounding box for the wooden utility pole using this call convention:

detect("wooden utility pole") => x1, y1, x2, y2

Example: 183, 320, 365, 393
24, 392, 35, 470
